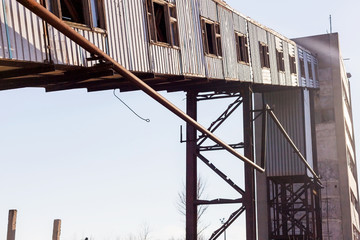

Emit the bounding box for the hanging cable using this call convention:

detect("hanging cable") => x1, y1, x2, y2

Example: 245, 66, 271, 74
113, 89, 150, 122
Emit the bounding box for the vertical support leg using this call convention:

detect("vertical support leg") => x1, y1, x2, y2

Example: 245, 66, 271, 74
52, 219, 61, 240
243, 87, 256, 240
7, 209, 17, 240
186, 91, 198, 240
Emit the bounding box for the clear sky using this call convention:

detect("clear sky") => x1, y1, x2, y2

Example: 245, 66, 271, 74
0, 0, 359, 239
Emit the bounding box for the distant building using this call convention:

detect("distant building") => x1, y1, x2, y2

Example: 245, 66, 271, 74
294, 33, 360, 240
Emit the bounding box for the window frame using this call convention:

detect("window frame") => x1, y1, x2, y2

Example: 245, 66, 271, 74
201, 17, 222, 58
276, 49, 285, 72
48, 0, 106, 31
289, 55, 297, 74
299, 58, 306, 78
145, 0, 180, 48
235, 32, 249, 64
259, 42, 270, 69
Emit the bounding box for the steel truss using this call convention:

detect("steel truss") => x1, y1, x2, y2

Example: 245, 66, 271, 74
267, 176, 322, 240
185, 87, 256, 240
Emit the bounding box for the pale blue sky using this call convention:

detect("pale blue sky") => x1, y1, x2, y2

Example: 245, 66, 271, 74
0, 0, 359, 239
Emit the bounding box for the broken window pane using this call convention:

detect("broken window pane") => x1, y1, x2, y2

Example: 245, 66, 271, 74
60, 0, 86, 24
153, 2, 169, 44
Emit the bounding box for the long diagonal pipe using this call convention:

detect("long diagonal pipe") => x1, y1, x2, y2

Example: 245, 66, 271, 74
15, 0, 264, 172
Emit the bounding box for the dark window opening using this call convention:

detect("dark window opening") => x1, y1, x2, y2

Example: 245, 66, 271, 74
50, 0, 105, 29
60, 0, 85, 24
259, 42, 270, 68
276, 50, 285, 72
308, 61, 313, 79
289, 55, 296, 74
201, 18, 222, 57
153, 3, 168, 43
300, 58, 305, 78
206, 23, 215, 55
235, 33, 249, 63
146, 1, 179, 47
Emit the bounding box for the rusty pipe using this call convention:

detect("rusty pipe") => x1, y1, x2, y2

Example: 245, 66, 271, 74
15, 0, 264, 172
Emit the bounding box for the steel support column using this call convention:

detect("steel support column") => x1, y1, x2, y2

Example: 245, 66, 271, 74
243, 87, 257, 240
186, 91, 198, 240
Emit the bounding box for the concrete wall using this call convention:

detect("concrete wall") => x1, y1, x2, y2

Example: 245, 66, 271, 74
294, 33, 359, 240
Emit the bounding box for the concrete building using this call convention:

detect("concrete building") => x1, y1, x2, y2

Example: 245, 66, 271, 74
294, 33, 360, 240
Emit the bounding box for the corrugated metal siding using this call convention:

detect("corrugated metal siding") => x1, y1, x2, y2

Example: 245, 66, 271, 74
264, 90, 307, 177
199, 0, 218, 21
232, 12, 246, 34
219, 6, 237, 80
150, 44, 181, 75
177, 0, 205, 76
248, 22, 262, 84
205, 56, 223, 79
268, 33, 278, 85
48, 26, 107, 66
1, 0, 46, 61
105, 0, 150, 72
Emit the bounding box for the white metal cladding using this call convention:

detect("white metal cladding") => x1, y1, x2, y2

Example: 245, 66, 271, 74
48, 26, 107, 66
219, 5, 237, 80
0, 0, 46, 61
232, 12, 247, 34
282, 41, 291, 86
105, 0, 150, 72
149, 44, 181, 75
205, 56, 223, 79
177, 0, 206, 76
248, 22, 262, 84
199, 0, 218, 21
268, 33, 278, 85
303, 89, 314, 177
263, 89, 308, 177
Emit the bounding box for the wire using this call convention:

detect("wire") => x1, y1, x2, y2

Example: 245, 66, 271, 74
113, 89, 150, 123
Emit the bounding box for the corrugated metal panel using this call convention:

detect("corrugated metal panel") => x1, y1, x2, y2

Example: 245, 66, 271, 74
205, 56, 223, 79
177, 0, 205, 76
268, 33, 278, 85
248, 22, 262, 84
264, 89, 308, 177
105, 0, 150, 72
1, 0, 46, 61
232, 12, 246, 34
199, 0, 218, 21
48, 26, 107, 66
219, 6, 237, 80
150, 44, 181, 75
282, 41, 291, 86
303, 89, 314, 177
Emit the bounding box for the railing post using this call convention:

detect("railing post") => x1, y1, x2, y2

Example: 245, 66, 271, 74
52, 219, 61, 240
7, 209, 17, 240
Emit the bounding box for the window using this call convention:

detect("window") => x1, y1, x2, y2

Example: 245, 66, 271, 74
259, 42, 270, 68
300, 58, 305, 78
49, 0, 105, 29
289, 55, 296, 74
146, 0, 179, 47
276, 50, 285, 72
308, 61, 313, 79
235, 32, 249, 64
201, 18, 222, 57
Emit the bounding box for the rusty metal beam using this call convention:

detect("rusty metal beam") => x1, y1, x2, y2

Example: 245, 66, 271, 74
15, 0, 264, 172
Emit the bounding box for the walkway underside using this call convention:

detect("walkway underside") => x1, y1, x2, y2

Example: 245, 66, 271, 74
0, 58, 297, 93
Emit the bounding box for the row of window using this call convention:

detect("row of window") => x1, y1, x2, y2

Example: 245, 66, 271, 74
49, 0, 306, 76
